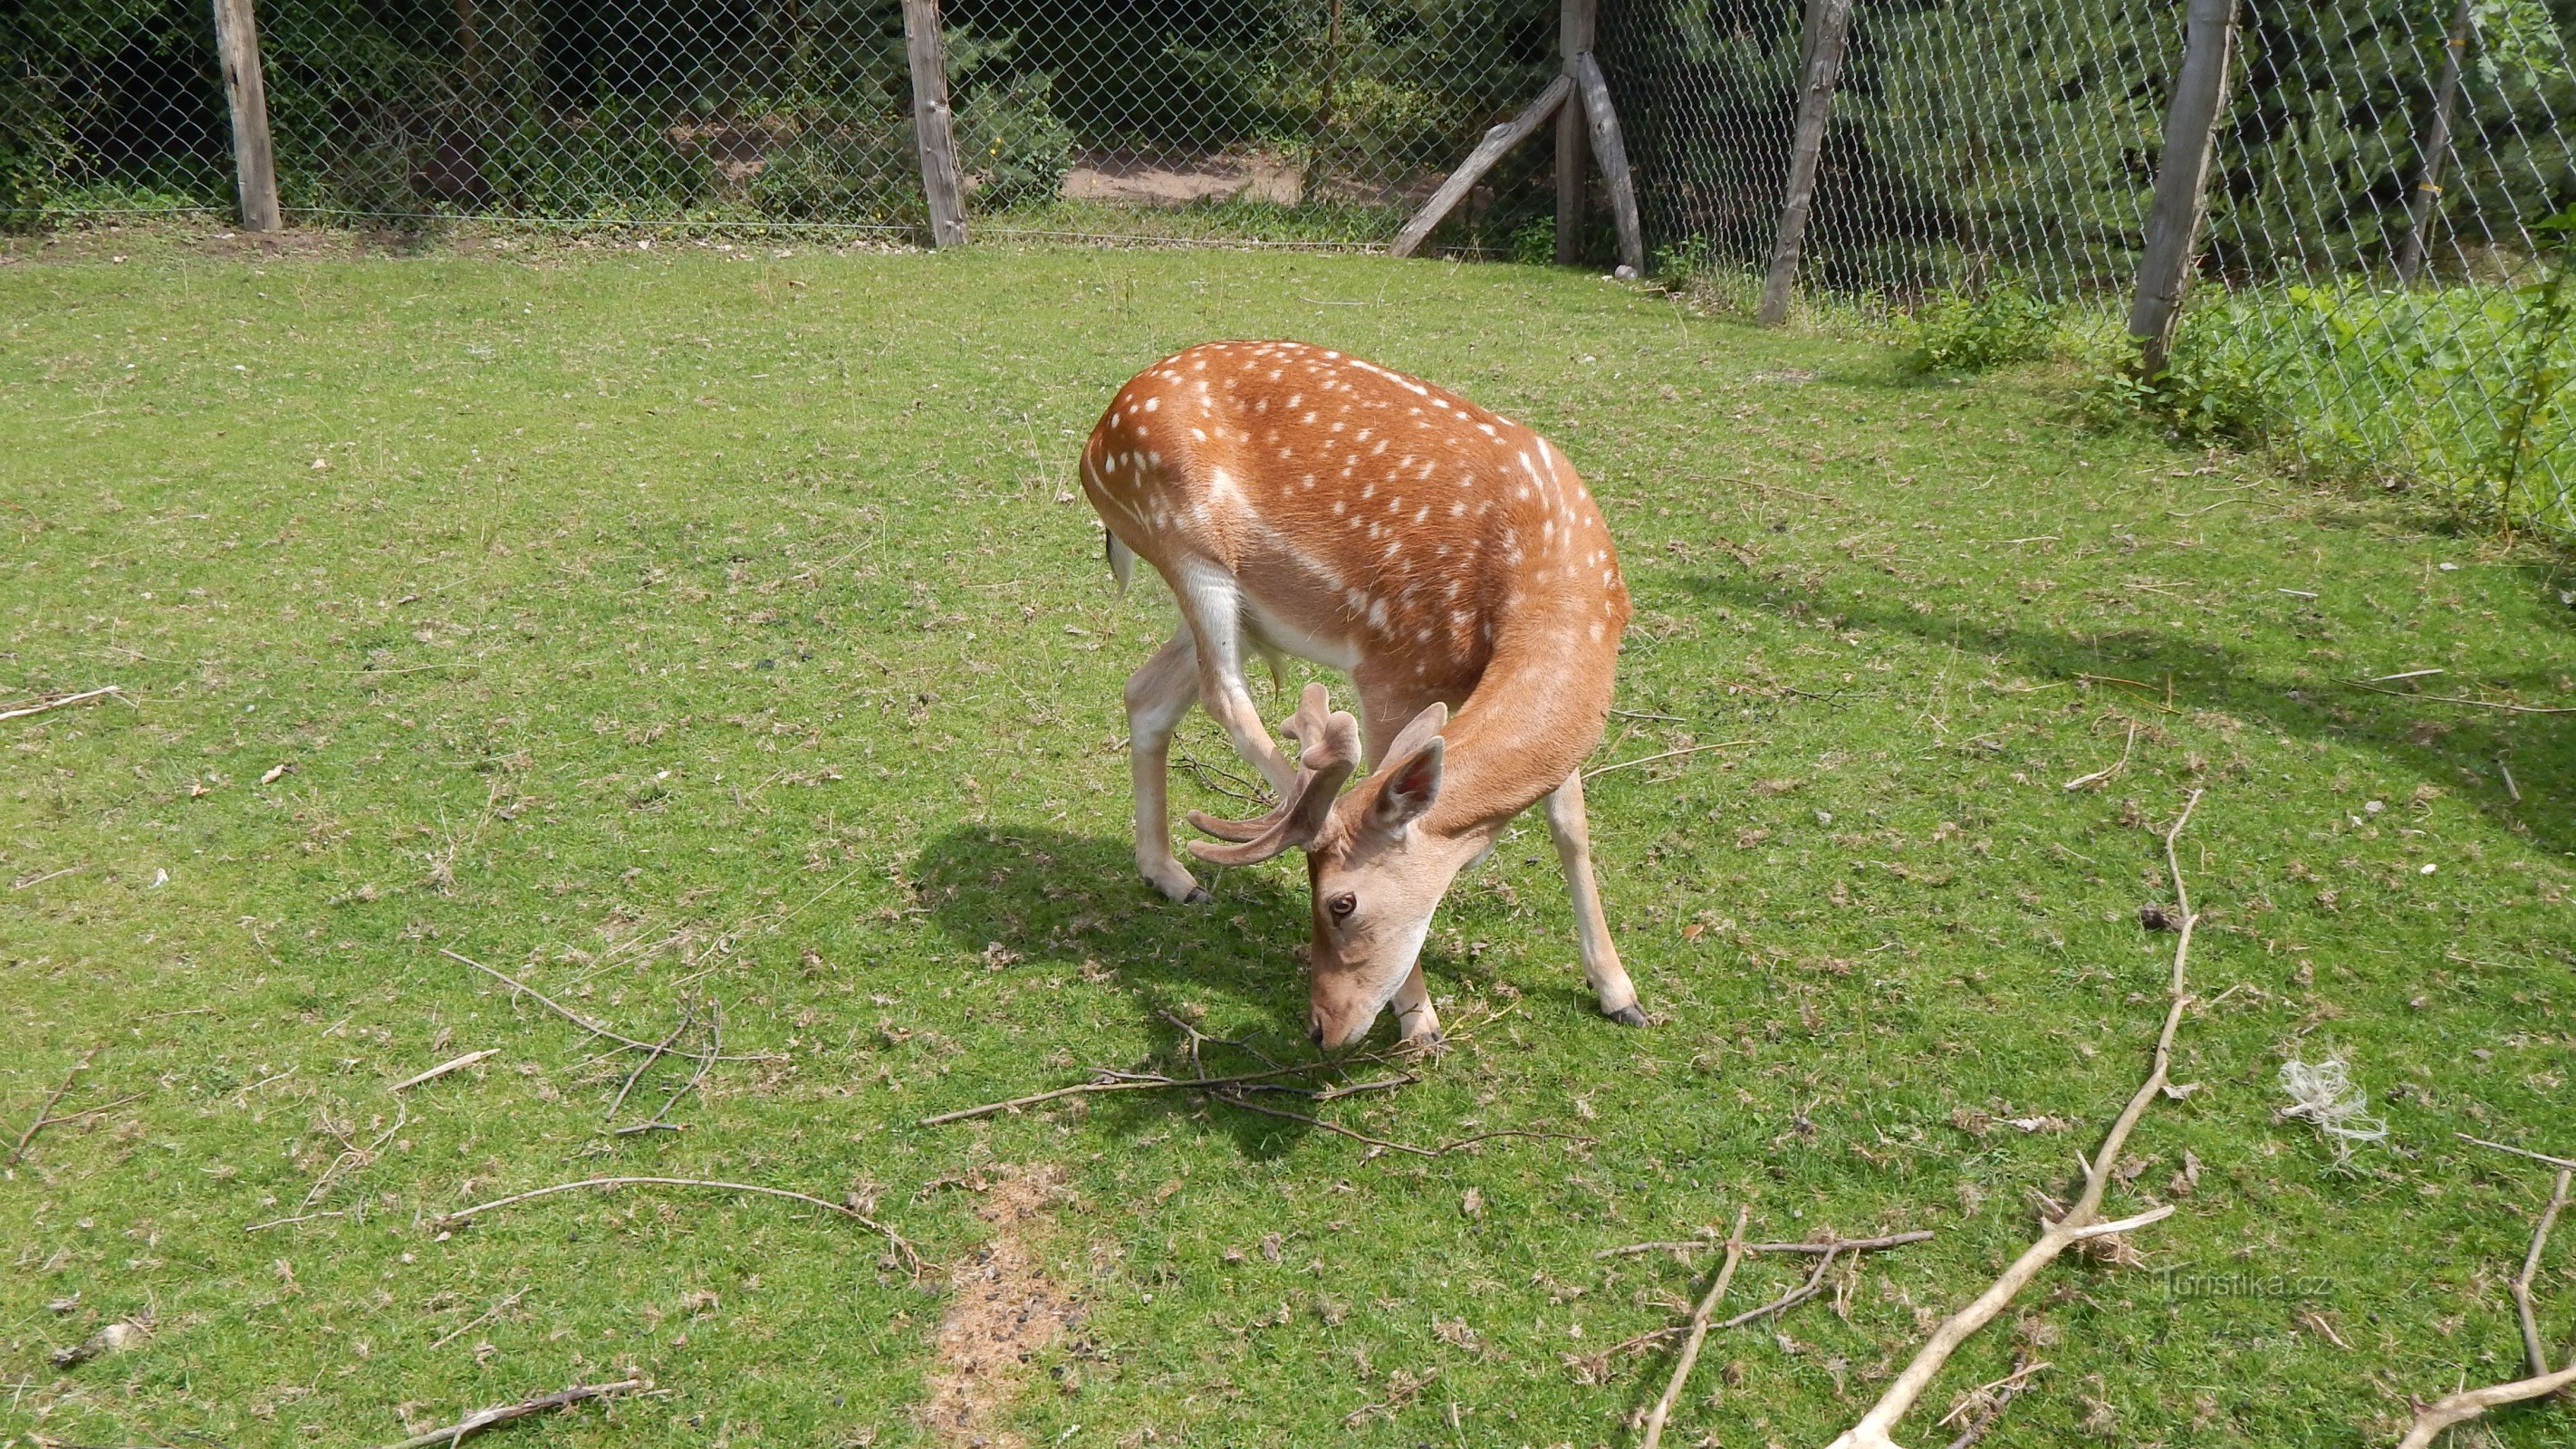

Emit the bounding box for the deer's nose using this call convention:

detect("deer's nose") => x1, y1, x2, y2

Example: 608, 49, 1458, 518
1307, 1014, 1327, 1047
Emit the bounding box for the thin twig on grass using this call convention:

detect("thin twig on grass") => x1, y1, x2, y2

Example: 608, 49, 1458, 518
433, 1176, 919, 1273
389, 1049, 498, 1094
604, 1008, 690, 1122
1639, 1206, 1749, 1449
368, 1378, 645, 1449
438, 949, 775, 1063
1581, 739, 1763, 782
2062, 721, 2138, 791
428, 1289, 529, 1351
1595, 1230, 1935, 1259
1715, 1243, 1841, 1331
1937, 1358, 2051, 1449
1821, 788, 2205, 1449
615, 1000, 717, 1136
5, 1049, 97, 1167
2345, 680, 2576, 714
2458, 1135, 2576, 1172
243, 1209, 349, 1234
0, 685, 122, 724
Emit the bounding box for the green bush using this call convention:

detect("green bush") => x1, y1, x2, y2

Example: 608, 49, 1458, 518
957, 71, 1072, 210
1902, 283, 2059, 374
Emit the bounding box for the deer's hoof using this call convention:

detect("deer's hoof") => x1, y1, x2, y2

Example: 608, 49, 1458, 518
1399, 1029, 1446, 1055
1604, 1003, 1650, 1028
1182, 886, 1213, 905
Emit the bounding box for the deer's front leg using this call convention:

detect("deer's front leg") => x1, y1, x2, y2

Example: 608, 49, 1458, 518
1389, 961, 1443, 1049
1125, 629, 1209, 904
1173, 564, 1295, 793
1544, 771, 1647, 1025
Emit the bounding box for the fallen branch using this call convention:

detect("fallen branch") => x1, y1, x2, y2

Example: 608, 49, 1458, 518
1716, 1243, 1841, 1331
5, 1049, 97, 1167
439, 949, 775, 1063
370, 1378, 645, 1449
1823, 789, 2204, 1449
2513, 1169, 2573, 1378
0, 685, 122, 724
432, 1176, 918, 1274
1640, 1207, 1750, 1449
2394, 1365, 2576, 1449
389, 1049, 498, 1094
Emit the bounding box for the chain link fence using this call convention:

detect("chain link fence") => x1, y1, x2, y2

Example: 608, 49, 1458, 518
3, 0, 1553, 246
5, 0, 2572, 540
1600, 0, 2576, 541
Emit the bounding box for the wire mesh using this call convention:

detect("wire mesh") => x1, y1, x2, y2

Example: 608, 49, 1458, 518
7, 0, 2572, 538
5, 0, 1554, 245
1602, 0, 2576, 542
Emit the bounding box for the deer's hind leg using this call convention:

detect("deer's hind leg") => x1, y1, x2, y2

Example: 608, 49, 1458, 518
1125, 628, 1208, 904
1543, 771, 1646, 1025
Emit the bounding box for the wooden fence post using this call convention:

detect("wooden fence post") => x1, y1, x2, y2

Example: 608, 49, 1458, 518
2396, 0, 2474, 286
1555, 0, 1594, 264
1755, 0, 1853, 325
901, 0, 967, 248
2126, 0, 2241, 377
209, 0, 281, 232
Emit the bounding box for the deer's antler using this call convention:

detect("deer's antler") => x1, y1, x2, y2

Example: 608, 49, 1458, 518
1187, 683, 1359, 864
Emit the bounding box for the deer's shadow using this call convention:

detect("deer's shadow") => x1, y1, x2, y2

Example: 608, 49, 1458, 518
913, 824, 1379, 1156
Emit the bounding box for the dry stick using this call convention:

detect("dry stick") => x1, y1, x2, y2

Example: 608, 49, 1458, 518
1823, 788, 2204, 1449
1581, 739, 1763, 782
1937, 1359, 2051, 1449
427, 1288, 528, 1351
5, 1049, 96, 1167
2345, 680, 2576, 715
616, 999, 718, 1137
432, 1176, 919, 1274
389, 1049, 499, 1094
2394, 1364, 2576, 1449
1639, 1207, 1751, 1449
2513, 1169, 2573, 1378
2062, 720, 2138, 791
1716, 1244, 1840, 1331
0, 685, 122, 724
604, 1007, 691, 1123
1596, 1230, 1934, 1260
439, 949, 774, 1063
2458, 1135, 2576, 1172
367, 1378, 644, 1449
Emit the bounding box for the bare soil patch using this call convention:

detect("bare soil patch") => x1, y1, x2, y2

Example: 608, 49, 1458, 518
921, 1164, 1080, 1448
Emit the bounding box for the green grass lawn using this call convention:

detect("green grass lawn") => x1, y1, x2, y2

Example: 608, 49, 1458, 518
2, 234, 2571, 1449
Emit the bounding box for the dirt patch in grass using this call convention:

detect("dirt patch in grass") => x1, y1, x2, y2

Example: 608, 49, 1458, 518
921, 1164, 1079, 1448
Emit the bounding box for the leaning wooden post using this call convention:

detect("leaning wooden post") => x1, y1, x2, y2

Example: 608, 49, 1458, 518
1754, 0, 1854, 325
208, 0, 281, 232
1554, 0, 1595, 264
2396, 0, 2474, 286
1571, 53, 1645, 275
2125, 0, 2241, 378
900, 0, 968, 248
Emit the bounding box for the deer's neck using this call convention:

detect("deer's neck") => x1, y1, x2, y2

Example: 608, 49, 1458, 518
1418, 617, 1621, 841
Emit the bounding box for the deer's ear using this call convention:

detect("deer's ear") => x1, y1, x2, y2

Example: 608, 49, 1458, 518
1368, 735, 1444, 831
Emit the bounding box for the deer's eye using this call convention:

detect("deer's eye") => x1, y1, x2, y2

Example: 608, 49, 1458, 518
1327, 892, 1358, 920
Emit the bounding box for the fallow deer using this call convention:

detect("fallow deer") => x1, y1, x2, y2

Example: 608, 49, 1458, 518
1078, 341, 1642, 1050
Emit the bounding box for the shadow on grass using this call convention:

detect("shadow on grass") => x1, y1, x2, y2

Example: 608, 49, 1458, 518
1674, 571, 2576, 857
913, 823, 1374, 1158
